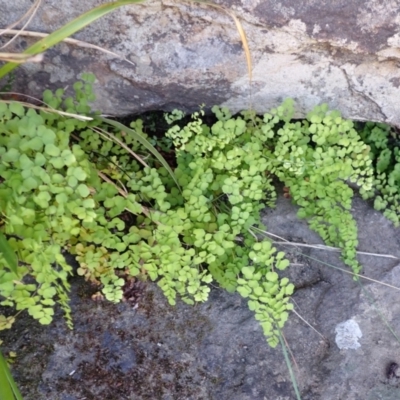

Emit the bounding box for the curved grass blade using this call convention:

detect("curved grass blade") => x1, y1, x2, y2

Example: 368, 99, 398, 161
0, 0, 145, 80
0, 99, 93, 121
0, 30, 135, 68
99, 117, 181, 191
279, 331, 302, 400
0, 358, 14, 400
0, 350, 23, 400
91, 125, 150, 169
0, 231, 17, 275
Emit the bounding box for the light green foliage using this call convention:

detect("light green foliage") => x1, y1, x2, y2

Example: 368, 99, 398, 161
0, 74, 386, 348
358, 122, 400, 227
255, 100, 374, 274
162, 108, 291, 345
164, 100, 373, 345
164, 109, 185, 125
0, 73, 137, 329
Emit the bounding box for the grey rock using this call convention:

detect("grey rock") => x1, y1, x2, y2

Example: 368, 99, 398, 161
334, 319, 362, 350
1, 193, 400, 399
2, 1, 400, 124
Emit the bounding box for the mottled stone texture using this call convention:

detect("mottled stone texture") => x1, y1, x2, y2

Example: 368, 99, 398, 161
1, 0, 400, 123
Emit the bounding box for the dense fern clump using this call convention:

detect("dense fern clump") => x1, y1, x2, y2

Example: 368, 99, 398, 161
1, 75, 393, 347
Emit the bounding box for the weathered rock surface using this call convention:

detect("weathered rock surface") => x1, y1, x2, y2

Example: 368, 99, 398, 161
2, 1, 400, 124
1, 194, 400, 399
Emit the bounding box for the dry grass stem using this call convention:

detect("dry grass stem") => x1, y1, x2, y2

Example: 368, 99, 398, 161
188, 1, 252, 82
97, 170, 158, 223
290, 306, 326, 341
280, 332, 300, 374
0, 98, 93, 121
0, 29, 136, 67
326, 264, 400, 291
252, 227, 400, 290
253, 227, 400, 260
0, 91, 45, 104
271, 240, 400, 260
0, 0, 42, 49
92, 126, 150, 169
0, 52, 43, 63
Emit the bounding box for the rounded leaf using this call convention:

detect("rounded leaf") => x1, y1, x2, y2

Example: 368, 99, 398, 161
77, 183, 90, 197
45, 143, 61, 157
68, 176, 78, 187
72, 166, 87, 181
266, 271, 278, 282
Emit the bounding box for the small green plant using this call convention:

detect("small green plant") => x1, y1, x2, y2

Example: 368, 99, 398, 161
258, 102, 373, 275
358, 122, 400, 226
0, 73, 180, 332
164, 109, 186, 125
4, 73, 400, 400
0, 76, 379, 351
148, 135, 174, 153
0, 74, 100, 328
163, 100, 374, 343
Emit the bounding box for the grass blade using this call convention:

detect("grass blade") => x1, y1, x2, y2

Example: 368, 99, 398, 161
0, 350, 23, 400
0, 356, 14, 400
0, 231, 18, 275
279, 331, 302, 400
91, 126, 150, 169
0, 30, 136, 68
0, 0, 145, 80
99, 117, 181, 191
0, 99, 93, 120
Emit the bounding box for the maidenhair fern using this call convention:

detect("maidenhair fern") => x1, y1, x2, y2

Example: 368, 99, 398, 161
0, 75, 389, 348
358, 122, 400, 226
